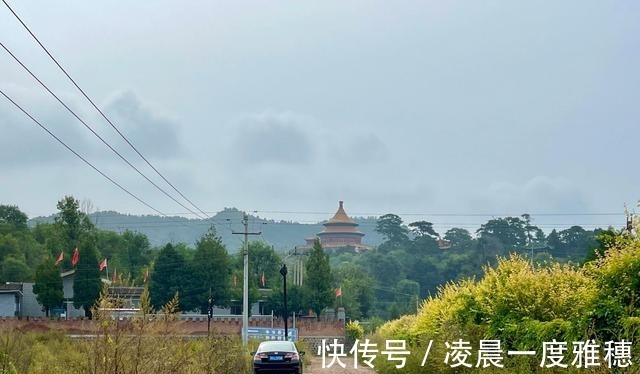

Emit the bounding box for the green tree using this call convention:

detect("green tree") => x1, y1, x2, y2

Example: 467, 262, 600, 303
33, 258, 63, 317
54, 196, 95, 270
557, 226, 596, 261
408, 221, 438, 238
0, 257, 32, 282
192, 229, 231, 313
73, 238, 102, 318
395, 279, 420, 315
333, 262, 374, 319
0, 205, 28, 231
119, 230, 151, 282
303, 240, 333, 320
149, 243, 196, 311
376, 214, 409, 244
584, 228, 619, 263
247, 241, 281, 289
0, 234, 20, 262
547, 229, 562, 253
444, 228, 473, 247
265, 284, 304, 318
476, 217, 529, 250
362, 251, 404, 289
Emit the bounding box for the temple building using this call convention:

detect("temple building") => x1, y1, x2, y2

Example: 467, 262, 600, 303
303, 201, 369, 252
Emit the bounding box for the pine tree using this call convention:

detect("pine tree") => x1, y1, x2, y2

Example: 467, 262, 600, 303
149, 243, 196, 311
73, 238, 102, 318
33, 258, 63, 317
191, 229, 231, 313
303, 239, 333, 320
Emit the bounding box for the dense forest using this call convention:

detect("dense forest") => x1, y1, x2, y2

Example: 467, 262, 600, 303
0, 196, 618, 323
329, 213, 615, 321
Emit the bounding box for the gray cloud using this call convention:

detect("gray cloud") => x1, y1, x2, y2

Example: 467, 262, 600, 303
327, 132, 389, 166
0, 86, 95, 168
1, 1, 639, 220
469, 176, 588, 214
230, 112, 315, 166
104, 91, 184, 160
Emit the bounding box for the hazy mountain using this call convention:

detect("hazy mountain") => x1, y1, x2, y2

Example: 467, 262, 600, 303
29, 208, 384, 252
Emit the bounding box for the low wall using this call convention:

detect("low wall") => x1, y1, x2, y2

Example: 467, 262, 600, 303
0, 317, 344, 338
299, 336, 346, 352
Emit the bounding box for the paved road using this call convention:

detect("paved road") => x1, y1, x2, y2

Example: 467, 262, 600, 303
306, 356, 375, 374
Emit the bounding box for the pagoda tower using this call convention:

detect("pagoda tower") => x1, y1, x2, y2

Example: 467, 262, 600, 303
305, 201, 367, 252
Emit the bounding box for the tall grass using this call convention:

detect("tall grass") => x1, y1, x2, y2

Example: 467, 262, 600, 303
0, 287, 250, 374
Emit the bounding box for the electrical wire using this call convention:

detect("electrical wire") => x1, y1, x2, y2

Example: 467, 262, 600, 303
1, 0, 211, 219
0, 88, 166, 217
0, 41, 204, 219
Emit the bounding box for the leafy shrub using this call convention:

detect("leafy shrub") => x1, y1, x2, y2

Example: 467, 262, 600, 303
374, 254, 606, 372
346, 320, 365, 342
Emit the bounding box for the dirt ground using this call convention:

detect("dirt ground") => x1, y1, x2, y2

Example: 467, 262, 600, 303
305, 356, 375, 374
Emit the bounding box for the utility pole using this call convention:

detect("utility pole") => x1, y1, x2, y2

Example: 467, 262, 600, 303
232, 212, 261, 346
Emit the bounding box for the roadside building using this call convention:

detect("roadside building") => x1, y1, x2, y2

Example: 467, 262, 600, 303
0, 283, 22, 317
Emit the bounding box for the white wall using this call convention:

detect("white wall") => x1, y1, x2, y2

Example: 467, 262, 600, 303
0, 293, 18, 317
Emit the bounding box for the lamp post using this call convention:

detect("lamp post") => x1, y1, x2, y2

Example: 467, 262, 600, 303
280, 263, 288, 340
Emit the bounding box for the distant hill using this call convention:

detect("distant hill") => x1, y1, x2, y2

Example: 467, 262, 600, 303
29, 208, 384, 252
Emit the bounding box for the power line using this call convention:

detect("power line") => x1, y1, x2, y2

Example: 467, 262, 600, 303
47, 208, 625, 219
0, 89, 166, 217
2, 0, 210, 219
116, 209, 625, 218
0, 41, 205, 220
252, 210, 625, 217
87, 218, 623, 227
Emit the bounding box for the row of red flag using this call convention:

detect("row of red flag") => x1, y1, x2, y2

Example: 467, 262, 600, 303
55, 247, 79, 266
54, 248, 149, 283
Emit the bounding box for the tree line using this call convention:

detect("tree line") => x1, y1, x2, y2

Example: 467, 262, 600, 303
0, 198, 614, 322
0, 197, 336, 320
329, 213, 616, 321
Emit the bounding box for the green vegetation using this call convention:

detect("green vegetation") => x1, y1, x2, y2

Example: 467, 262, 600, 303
373, 224, 640, 373
0, 288, 249, 374
329, 213, 610, 320
33, 258, 63, 317
303, 239, 334, 319
0, 197, 622, 326
191, 228, 232, 313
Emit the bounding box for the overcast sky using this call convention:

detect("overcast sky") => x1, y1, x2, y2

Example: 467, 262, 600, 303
1, 1, 638, 231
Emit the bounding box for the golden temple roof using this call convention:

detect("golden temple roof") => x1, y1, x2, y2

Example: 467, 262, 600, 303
318, 201, 363, 236
326, 201, 356, 225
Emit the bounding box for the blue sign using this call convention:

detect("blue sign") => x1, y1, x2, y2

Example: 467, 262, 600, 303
247, 327, 298, 341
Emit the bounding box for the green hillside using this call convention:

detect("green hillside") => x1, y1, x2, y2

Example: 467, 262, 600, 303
29, 208, 384, 252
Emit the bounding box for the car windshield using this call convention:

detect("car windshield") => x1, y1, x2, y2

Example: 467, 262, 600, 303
257, 341, 296, 352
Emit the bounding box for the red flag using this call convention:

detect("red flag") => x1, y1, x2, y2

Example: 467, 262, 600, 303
143, 268, 149, 283
335, 287, 342, 298
99, 258, 107, 271
71, 247, 79, 266
261, 272, 266, 287
55, 251, 64, 265
112, 268, 117, 282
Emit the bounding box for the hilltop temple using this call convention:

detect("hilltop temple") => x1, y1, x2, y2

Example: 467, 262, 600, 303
303, 201, 369, 252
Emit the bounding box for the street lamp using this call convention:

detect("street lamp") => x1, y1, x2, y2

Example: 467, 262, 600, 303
280, 263, 288, 340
